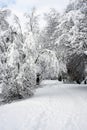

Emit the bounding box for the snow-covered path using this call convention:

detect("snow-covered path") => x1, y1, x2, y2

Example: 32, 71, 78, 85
0, 80, 87, 130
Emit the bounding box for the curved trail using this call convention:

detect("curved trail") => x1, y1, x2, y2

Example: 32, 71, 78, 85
0, 80, 87, 130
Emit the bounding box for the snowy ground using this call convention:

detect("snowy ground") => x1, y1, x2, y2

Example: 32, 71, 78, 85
0, 80, 87, 130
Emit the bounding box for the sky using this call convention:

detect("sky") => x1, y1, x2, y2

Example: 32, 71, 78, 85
0, 0, 70, 14
0, 0, 70, 28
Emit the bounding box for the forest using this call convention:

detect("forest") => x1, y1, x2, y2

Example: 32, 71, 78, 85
0, 0, 87, 103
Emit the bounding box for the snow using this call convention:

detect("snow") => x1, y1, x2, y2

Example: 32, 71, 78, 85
0, 80, 87, 130
84, 51, 87, 55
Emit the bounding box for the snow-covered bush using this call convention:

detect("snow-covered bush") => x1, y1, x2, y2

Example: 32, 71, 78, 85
2, 58, 37, 102
17, 59, 37, 97
2, 65, 22, 102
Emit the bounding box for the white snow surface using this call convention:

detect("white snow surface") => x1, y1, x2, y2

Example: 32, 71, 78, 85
0, 80, 87, 130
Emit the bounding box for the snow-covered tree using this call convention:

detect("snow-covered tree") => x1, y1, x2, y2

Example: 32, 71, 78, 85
66, 52, 87, 84
35, 49, 59, 80
24, 7, 39, 35
0, 9, 37, 102
23, 8, 41, 61
23, 32, 38, 61
52, 0, 87, 82
40, 9, 59, 50
62, 0, 87, 56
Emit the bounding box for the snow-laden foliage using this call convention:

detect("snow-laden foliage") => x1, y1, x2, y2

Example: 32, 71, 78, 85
35, 49, 59, 80
24, 8, 39, 35
66, 52, 87, 84
0, 0, 87, 104
37, 0, 87, 83
17, 58, 36, 97
0, 9, 37, 102
23, 32, 38, 61
39, 9, 59, 50
66, 0, 87, 13
23, 8, 40, 53
57, 0, 87, 57
63, 0, 87, 82
2, 59, 36, 102
2, 65, 22, 102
